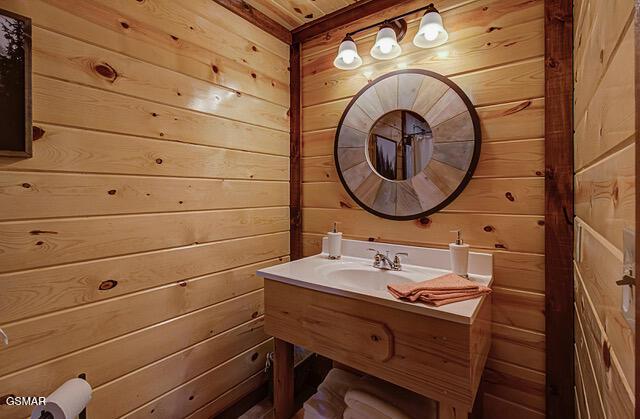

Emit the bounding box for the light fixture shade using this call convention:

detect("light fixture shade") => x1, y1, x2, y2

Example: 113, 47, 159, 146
413, 10, 448, 48
370, 26, 402, 60
333, 36, 363, 70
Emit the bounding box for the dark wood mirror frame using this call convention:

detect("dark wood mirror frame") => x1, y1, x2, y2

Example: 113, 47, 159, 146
334, 69, 481, 221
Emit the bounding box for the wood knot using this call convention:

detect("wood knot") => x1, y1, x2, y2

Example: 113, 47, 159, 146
30, 230, 58, 235
94, 63, 118, 82
22, 182, 31, 188
170, 35, 179, 41
505, 192, 515, 201
33, 125, 45, 141
483, 225, 494, 232
177, 281, 187, 287
155, 158, 163, 164
535, 171, 543, 177
339, 201, 352, 209
417, 217, 431, 226
151, 112, 158, 117
251, 352, 259, 361
119, 20, 130, 29
602, 340, 611, 369
251, 311, 259, 319
36, 241, 44, 246
305, 13, 314, 19
546, 57, 558, 69
252, 45, 258, 52
188, 396, 194, 401
370, 335, 381, 342
98, 280, 118, 291
537, 220, 545, 226
108, 189, 117, 195
487, 26, 502, 32
503, 101, 532, 116
0, 395, 16, 405
251, 72, 257, 79
494, 243, 506, 249
367, 237, 376, 242
159, 132, 165, 137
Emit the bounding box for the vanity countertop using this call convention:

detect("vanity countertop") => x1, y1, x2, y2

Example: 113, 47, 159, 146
258, 238, 493, 324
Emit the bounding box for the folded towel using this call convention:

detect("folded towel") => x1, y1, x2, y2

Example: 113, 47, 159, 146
304, 369, 361, 419
415, 287, 491, 306
346, 375, 437, 419
343, 407, 371, 419
344, 390, 412, 419
319, 368, 362, 400
388, 273, 490, 307
304, 388, 346, 419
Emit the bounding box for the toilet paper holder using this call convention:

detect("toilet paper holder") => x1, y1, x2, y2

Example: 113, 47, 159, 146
35, 374, 88, 419
0, 328, 8, 346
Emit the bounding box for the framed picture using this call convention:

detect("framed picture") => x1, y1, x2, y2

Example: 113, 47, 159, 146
374, 135, 397, 180
0, 8, 31, 157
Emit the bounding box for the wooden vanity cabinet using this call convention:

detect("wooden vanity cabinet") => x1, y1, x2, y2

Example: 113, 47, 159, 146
264, 279, 491, 419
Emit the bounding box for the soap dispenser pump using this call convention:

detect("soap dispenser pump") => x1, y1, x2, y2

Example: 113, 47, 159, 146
449, 230, 470, 278
327, 221, 342, 260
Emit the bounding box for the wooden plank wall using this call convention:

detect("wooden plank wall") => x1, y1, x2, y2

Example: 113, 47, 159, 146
299, 0, 547, 417
573, 0, 636, 418
0, 1, 289, 418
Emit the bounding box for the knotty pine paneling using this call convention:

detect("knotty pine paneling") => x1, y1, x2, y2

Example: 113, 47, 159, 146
299, 0, 546, 416
573, 0, 635, 417
0, 1, 289, 418
244, 0, 360, 30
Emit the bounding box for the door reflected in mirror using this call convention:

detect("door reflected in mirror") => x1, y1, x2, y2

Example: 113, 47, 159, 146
367, 110, 433, 181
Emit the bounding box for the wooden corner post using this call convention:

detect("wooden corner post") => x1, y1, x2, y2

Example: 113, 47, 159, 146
544, 0, 574, 417
290, 41, 302, 261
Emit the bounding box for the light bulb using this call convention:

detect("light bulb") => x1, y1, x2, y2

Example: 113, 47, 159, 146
422, 25, 439, 41
341, 50, 356, 64
379, 39, 393, 54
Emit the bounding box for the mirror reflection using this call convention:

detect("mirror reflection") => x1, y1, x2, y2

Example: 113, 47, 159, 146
367, 110, 433, 181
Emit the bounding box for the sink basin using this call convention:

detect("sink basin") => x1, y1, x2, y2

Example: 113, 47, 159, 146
315, 261, 431, 292
257, 238, 493, 323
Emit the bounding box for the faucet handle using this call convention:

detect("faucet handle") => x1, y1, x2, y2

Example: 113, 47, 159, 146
393, 252, 408, 270
393, 252, 408, 262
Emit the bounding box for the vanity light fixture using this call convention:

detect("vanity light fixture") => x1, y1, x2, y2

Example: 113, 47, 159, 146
332, 3, 448, 70
334, 35, 363, 70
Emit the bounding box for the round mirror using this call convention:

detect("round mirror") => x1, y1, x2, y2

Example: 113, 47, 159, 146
334, 69, 481, 220
368, 110, 433, 181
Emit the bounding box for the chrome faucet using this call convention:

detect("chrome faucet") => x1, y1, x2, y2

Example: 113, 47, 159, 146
369, 249, 409, 271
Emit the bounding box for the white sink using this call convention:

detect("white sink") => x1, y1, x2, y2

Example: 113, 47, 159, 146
257, 238, 493, 324
315, 260, 434, 292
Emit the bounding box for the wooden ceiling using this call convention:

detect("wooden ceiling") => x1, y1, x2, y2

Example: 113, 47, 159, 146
244, 0, 363, 29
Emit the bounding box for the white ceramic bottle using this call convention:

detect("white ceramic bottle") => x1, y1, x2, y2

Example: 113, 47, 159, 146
327, 221, 342, 260
449, 230, 470, 278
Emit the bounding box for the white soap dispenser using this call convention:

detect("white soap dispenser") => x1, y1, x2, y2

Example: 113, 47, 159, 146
327, 222, 342, 260
449, 230, 470, 278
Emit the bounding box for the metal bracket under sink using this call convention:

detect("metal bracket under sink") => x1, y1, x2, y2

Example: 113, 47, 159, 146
619, 228, 635, 330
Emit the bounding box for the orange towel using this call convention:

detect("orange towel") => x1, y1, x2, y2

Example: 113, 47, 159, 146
388, 273, 491, 306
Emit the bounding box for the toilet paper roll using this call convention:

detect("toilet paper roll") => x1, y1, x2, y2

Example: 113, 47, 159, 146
31, 378, 92, 419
